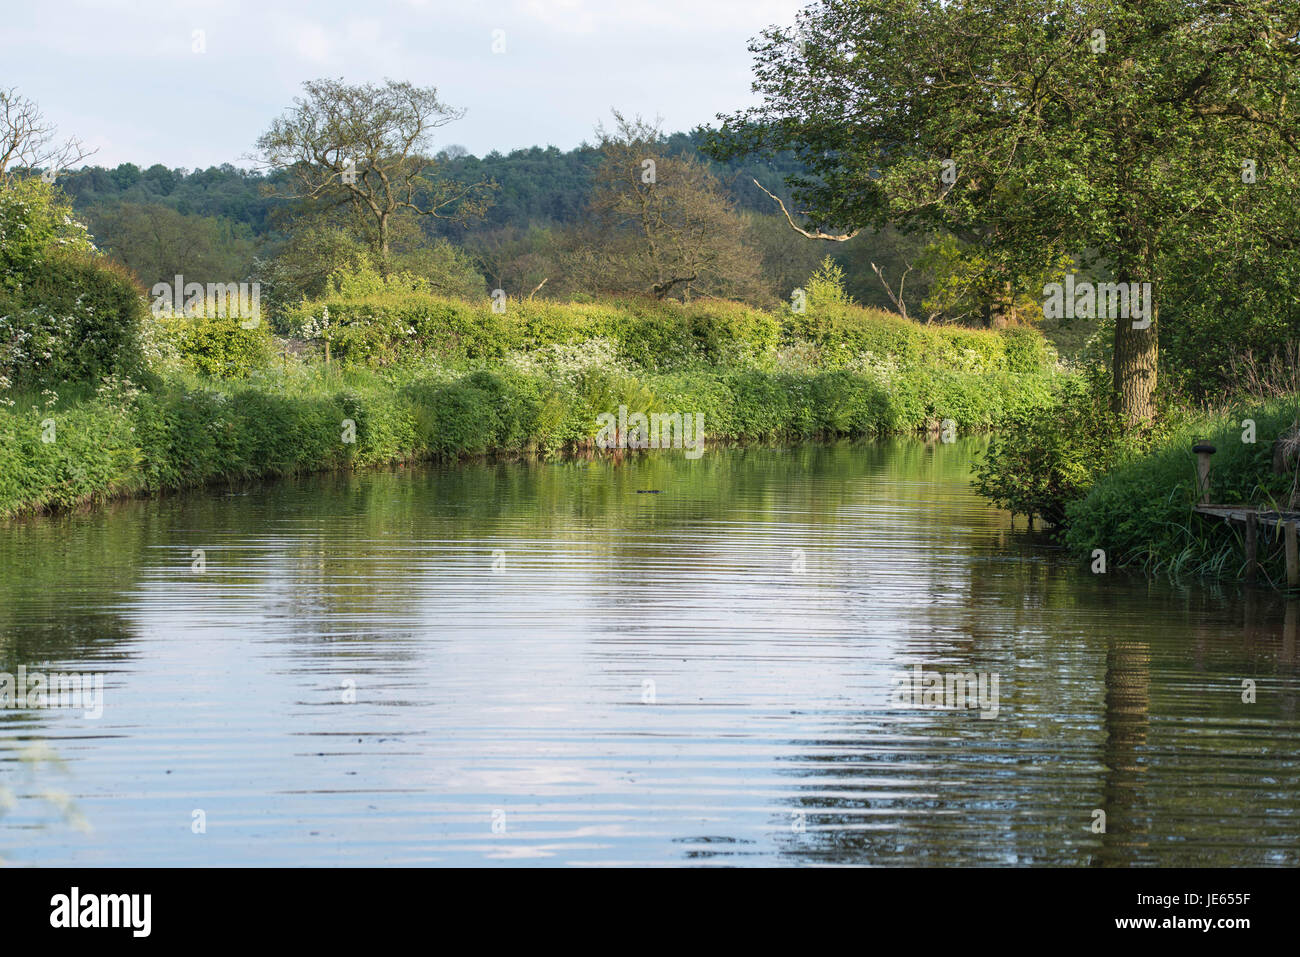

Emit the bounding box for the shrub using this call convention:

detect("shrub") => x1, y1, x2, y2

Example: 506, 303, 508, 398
0, 343, 1060, 517
282, 288, 1051, 382
1000, 325, 1052, 373
805, 256, 855, 310
0, 251, 146, 389
1064, 398, 1300, 576
0, 177, 94, 293
972, 371, 1131, 526
155, 312, 275, 378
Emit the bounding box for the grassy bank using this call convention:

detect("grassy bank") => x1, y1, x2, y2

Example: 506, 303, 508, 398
1063, 397, 1300, 581
0, 295, 1058, 519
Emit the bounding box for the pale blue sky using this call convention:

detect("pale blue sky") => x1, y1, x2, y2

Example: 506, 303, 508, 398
2, 0, 809, 170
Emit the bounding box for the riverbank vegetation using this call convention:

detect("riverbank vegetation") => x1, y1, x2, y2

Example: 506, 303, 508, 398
0, 273, 1054, 520
698, 0, 1300, 584
7, 1, 1300, 591
0, 166, 1056, 518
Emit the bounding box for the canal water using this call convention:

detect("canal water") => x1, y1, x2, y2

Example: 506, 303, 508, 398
1, 438, 1297, 866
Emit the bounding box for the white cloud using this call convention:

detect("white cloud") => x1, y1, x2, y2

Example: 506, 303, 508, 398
0, 0, 808, 168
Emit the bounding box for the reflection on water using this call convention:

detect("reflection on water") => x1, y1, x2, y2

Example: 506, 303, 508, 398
0, 438, 1297, 866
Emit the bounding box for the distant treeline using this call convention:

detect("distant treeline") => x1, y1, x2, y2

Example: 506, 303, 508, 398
54, 133, 938, 315
57, 132, 806, 240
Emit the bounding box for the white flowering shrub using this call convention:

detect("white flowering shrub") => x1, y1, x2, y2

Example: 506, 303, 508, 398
504, 337, 629, 385
845, 350, 904, 383
0, 176, 94, 293
0, 177, 142, 388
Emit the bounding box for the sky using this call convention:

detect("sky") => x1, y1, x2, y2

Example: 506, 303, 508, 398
1, 0, 810, 171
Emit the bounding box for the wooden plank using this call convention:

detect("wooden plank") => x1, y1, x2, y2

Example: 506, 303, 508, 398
1246, 511, 1258, 583
1193, 506, 1300, 525
1192, 506, 1257, 524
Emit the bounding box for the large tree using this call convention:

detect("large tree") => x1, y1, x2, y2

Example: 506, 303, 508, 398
256, 78, 495, 273
578, 113, 765, 301
88, 202, 255, 286
709, 0, 1300, 424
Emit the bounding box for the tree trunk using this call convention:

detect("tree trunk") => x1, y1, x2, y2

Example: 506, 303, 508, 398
988, 280, 1016, 329
377, 213, 391, 277
1110, 234, 1158, 425
1111, 307, 1157, 426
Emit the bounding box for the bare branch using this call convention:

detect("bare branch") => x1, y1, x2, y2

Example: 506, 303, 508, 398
752, 178, 859, 241
871, 260, 913, 321
0, 87, 96, 179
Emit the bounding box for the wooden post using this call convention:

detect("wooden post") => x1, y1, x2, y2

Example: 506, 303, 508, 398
1286, 520, 1298, 588
1192, 441, 1216, 505
1285, 599, 1297, 662
1245, 511, 1258, 584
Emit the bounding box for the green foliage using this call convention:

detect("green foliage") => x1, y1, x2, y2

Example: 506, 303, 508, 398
0, 304, 1057, 517
0, 377, 141, 513
283, 287, 1050, 381
917, 235, 1070, 325
804, 256, 854, 311
0, 251, 146, 390
151, 312, 275, 378
86, 202, 256, 290
57, 135, 801, 242
0, 178, 145, 390
1061, 399, 1300, 578
0, 177, 95, 293
255, 226, 372, 326
256, 79, 496, 271
1158, 243, 1300, 399
972, 371, 1132, 526
708, 0, 1300, 424
324, 254, 483, 301
389, 241, 486, 299
999, 326, 1050, 374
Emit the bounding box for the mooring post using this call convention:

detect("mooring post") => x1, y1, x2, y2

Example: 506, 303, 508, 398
1245, 511, 1258, 584
1286, 521, 1299, 589
1192, 441, 1216, 505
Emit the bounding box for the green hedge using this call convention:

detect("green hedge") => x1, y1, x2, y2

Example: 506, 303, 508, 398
150, 312, 276, 379
283, 292, 1052, 374
0, 177, 143, 390
0, 251, 146, 389
0, 355, 1057, 518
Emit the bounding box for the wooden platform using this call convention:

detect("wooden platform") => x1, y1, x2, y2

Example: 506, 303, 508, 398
1183, 442, 1300, 585
1193, 505, 1300, 525
1193, 505, 1300, 585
